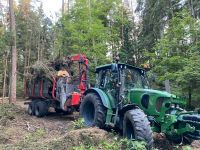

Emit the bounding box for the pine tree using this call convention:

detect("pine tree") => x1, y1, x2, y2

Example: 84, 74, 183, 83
9, 0, 17, 103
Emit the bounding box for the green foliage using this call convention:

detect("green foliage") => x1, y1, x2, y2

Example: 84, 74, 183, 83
151, 9, 200, 106
71, 138, 146, 150
182, 146, 193, 150
22, 128, 46, 143
0, 103, 24, 143
0, 104, 23, 124
73, 118, 84, 129
119, 138, 146, 150
55, 0, 136, 79
72, 144, 95, 150
12, 128, 47, 150
56, 0, 112, 58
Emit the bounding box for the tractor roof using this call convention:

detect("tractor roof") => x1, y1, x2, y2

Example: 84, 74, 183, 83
95, 63, 144, 73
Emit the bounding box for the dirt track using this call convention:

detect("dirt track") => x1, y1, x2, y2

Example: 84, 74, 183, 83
0, 100, 76, 147
0, 99, 199, 150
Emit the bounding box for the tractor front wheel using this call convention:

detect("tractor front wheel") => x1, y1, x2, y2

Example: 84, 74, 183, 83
80, 93, 106, 128
123, 109, 153, 149
166, 135, 194, 144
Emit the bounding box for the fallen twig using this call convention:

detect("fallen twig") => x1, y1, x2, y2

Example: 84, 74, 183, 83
26, 121, 30, 131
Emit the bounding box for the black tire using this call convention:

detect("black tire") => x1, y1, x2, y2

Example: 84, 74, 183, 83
63, 109, 74, 115
183, 136, 194, 144
27, 101, 37, 116
55, 108, 63, 113
123, 109, 153, 149
80, 93, 106, 128
166, 135, 182, 144
35, 101, 48, 117
166, 135, 194, 144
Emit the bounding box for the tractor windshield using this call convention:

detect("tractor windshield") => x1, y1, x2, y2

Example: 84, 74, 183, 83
123, 68, 149, 89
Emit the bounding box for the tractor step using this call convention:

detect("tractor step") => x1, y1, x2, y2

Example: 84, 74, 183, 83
106, 123, 115, 128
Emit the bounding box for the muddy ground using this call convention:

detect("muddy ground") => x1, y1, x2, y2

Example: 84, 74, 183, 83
0, 99, 199, 150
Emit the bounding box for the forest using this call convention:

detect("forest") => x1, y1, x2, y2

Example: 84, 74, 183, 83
0, 0, 200, 149
0, 0, 200, 106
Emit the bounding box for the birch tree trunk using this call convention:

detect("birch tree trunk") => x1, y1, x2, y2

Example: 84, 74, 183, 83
9, 0, 17, 103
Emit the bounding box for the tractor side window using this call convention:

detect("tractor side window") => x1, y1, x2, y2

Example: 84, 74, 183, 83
124, 69, 143, 89
99, 70, 111, 89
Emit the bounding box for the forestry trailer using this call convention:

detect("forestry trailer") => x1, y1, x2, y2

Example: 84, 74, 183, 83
24, 54, 89, 117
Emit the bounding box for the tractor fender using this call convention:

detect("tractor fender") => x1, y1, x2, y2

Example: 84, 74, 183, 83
119, 104, 139, 116
83, 88, 112, 109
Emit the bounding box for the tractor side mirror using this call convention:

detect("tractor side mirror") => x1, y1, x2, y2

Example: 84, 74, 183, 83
111, 63, 118, 73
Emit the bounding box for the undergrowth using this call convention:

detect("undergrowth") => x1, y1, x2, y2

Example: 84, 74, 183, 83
0, 104, 23, 125
72, 138, 146, 150
73, 118, 84, 129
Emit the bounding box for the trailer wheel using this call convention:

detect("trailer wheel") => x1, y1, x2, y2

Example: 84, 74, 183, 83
35, 101, 48, 117
55, 108, 63, 113
123, 109, 153, 149
80, 93, 106, 128
27, 101, 37, 116
63, 109, 74, 115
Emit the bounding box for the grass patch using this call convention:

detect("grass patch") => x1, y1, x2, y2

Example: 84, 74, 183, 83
0, 104, 24, 126
71, 138, 146, 150
0, 128, 47, 150
73, 118, 84, 129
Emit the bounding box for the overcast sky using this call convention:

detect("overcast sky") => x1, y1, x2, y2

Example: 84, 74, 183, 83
39, 0, 137, 22
1, 0, 137, 22
37, 0, 62, 21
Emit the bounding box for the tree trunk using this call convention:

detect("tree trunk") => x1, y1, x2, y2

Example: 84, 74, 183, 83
68, 0, 70, 13
2, 56, 8, 103
189, 0, 195, 17
27, 30, 32, 67
121, 0, 124, 46
164, 80, 171, 93
9, 0, 17, 104
188, 86, 192, 108
62, 0, 65, 15
24, 46, 28, 75
38, 33, 40, 61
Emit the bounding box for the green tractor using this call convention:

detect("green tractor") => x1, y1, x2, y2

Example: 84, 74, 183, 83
80, 62, 200, 149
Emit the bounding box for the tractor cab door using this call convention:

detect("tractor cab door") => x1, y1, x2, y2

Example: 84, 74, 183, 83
97, 69, 113, 89
97, 69, 117, 106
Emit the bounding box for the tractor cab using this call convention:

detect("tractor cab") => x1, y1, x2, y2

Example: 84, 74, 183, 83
95, 63, 150, 108
95, 63, 149, 90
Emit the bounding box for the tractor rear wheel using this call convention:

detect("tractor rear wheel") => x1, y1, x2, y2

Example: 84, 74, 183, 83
80, 93, 106, 128
123, 109, 153, 149
35, 101, 48, 117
